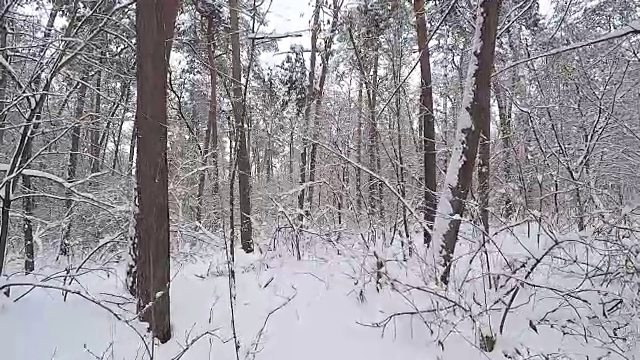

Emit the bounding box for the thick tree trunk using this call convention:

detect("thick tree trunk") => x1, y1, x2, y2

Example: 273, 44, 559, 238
414, 0, 437, 245
430, 0, 501, 286
134, 0, 178, 343
228, 0, 253, 253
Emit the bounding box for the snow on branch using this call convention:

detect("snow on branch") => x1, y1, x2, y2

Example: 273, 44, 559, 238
495, 20, 640, 76
0, 164, 115, 209
247, 31, 305, 40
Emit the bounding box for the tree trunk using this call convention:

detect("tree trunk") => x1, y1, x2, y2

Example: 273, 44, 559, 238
112, 83, 132, 171
196, 17, 220, 226
22, 149, 35, 273
0, 0, 63, 274
414, 0, 437, 245
392, 15, 410, 246
61, 80, 88, 256
307, 0, 341, 210
134, 0, 178, 343
228, 0, 253, 253
430, 0, 501, 286
90, 68, 102, 173
0, 12, 8, 146
355, 77, 363, 212
297, 0, 321, 225
367, 53, 380, 216
493, 80, 514, 217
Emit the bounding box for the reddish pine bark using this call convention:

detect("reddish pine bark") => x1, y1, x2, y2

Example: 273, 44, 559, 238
134, 0, 179, 343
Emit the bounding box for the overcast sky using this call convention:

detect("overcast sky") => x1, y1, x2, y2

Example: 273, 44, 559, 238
258, 0, 311, 67
259, 0, 553, 68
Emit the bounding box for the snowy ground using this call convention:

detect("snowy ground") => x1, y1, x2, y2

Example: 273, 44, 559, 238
1, 224, 638, 359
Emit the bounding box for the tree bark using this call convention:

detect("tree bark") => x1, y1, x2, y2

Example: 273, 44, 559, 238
196, 16, 220, 226
430, 0, 501, 286
134, 0, 178, 343
112, 83, 131, 171
493, 80, 514, 217
0, 11, 8, 146
414, 0, 437, 245
355, 77, 363, 212
0, 0, 65, 274
306, 0, 342, 210
297, 0, 321, 226
367, 53, 380, 216
228, 0, 253, 253
22, 148, 35, 273
89, 65, 102, 173
61, 79, 88, 256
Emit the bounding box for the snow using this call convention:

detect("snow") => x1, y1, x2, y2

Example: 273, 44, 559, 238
496, 20, 640, 77
1, 224, 638, 359
0, 244, 429, 359
429, 0, 486, 277
0, 163, 114, 208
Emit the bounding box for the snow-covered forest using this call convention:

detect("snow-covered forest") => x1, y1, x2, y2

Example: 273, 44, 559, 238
1, 0, 639, 358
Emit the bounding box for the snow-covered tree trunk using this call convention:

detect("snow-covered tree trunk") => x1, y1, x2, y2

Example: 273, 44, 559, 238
429, 0, 502, 286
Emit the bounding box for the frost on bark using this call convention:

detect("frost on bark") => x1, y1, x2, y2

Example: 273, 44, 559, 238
429, 0, 501, 286
133, 0, 178, 343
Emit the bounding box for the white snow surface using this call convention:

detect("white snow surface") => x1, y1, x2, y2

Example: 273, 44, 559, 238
1, 224, 638, 359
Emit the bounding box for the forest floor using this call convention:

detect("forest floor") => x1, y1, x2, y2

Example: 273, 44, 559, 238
0, 224, 637, 359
